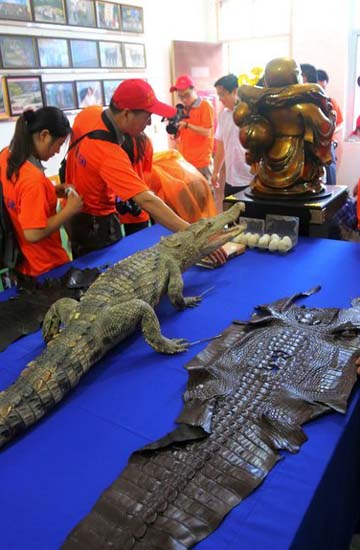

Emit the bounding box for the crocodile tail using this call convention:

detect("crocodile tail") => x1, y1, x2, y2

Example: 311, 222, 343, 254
0, 341, 89, 449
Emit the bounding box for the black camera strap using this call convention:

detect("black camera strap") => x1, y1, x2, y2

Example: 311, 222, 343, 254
59, 112, 118, 183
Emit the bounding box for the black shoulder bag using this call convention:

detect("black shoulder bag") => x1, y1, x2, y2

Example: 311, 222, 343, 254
0, 181, 23, 269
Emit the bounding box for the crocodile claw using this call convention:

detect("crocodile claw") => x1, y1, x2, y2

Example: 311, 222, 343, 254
155, 337, 190, 354
183, 296, 202, 308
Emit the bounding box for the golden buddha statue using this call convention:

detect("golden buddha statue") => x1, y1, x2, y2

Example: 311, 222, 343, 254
234, 57, 336, 197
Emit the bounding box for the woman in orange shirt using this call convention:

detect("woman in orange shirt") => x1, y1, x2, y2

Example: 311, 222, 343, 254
0, 107, 83, 279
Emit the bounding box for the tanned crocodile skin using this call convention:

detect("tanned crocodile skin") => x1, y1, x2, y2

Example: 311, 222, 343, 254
63, 287, 360, 550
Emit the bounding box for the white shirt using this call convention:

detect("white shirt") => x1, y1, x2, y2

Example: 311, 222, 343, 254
215, 108, 253, 187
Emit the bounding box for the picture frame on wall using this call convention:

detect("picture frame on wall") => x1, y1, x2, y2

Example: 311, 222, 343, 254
32, 0, 66, 23
32, 0, 66, 25
38, 38, 70, 68
66, 0, 96, 27
123, 42, 146, 69
0, 0, 32, 21
0, 35, 38, 69
5, 76, 44, 116
70, 39, 99, 68
75, 80, 103, 108
0, 78, 9, 118
120, 4, 144, 33
43, 81, 77, 110
99, 41, 123, 68
95, 0, 120, 30
102, 79, 122, 106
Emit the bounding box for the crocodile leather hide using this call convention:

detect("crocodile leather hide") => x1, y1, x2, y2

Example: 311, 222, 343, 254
63, 288, 360, 550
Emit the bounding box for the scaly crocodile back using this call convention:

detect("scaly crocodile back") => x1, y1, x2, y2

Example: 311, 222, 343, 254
0, 203, 246, 449
0, 245, 164, 448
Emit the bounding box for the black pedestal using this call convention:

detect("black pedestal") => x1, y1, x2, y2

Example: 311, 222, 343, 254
223, 185, 349, 238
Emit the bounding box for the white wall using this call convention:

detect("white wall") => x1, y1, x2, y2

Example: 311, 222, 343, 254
291, 0, 357, 189
137, 0, 217, 152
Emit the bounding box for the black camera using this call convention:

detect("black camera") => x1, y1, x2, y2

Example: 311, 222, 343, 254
116, 198, 142, 217
163, 103, 189, 135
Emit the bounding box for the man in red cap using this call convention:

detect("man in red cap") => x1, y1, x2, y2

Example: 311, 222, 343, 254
169, 74, 214, 181
65, 79, 191, 258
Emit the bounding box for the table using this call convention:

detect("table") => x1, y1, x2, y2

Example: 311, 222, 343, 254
223, 185, 348, 238
0, 225, 360, 550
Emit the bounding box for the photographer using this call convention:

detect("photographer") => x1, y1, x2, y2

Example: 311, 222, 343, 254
169, 75, 214, 182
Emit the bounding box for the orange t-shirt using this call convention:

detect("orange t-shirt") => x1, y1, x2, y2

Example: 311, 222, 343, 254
66, 106, 149, 216
0, 148, 69, 277
177, 99, 214, 169
119, 136, 152, 225
330, 97, 343, 129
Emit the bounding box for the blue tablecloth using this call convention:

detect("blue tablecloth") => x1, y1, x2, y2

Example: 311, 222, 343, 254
0, 226, 360, 550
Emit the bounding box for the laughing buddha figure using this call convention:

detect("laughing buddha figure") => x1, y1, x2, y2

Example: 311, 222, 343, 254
233, 57, 336, 197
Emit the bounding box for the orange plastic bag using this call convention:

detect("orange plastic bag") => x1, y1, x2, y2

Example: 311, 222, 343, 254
144, 150, 217, 223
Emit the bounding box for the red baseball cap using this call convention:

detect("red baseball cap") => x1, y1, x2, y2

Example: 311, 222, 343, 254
112, 79, 176, 118
170, 74, 195, 92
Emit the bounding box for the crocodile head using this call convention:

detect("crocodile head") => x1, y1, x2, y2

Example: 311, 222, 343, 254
159, 202, 247, 270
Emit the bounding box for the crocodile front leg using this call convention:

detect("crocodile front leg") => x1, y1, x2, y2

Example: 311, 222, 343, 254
167, 259, 202, 310
42, 298, 80, 343
98, 298, 189, 354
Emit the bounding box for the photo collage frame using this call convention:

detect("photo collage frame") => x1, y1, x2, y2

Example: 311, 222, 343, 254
0, 1, 144, 32
0, 2, 146, 119
0, 35, 145, 70
1, 76, 124, 116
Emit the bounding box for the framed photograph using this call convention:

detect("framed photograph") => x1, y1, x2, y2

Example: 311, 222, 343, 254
0, 0, 32, 21
66, 0, 96, 27
0, 35, 38, 69
38, 38, 70, 68
33, 0, 66, 23
95, 0, 120, 29
5, 76, 44, 117
75, 80, 103, 108
0, 78, 9, 118
123, 42, 146, 69
99, 41, 123, 68
120, 4, 143, 33
70, 39, 99, 68
102, 79, 122, 106
43, 81, 77, 110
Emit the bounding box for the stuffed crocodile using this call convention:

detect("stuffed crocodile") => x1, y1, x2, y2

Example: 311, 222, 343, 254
0, 203, 245, 449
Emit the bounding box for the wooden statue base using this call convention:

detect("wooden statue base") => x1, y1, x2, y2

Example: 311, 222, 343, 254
223, 185, 349, 238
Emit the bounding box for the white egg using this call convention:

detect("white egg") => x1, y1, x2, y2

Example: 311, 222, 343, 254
278, 236, 293, 253
248, 233, 259, 248
268, 238, 279, 252
281, 236, 293, 247
270, 233, 280, 241
232, 232, 247, 245
258, 234, 270, 248
244, 232, 253, 245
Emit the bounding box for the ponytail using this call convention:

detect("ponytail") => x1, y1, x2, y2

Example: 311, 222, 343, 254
121, 132, 148, 165
7, 112, 33, 181
6, 107, 71, 181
